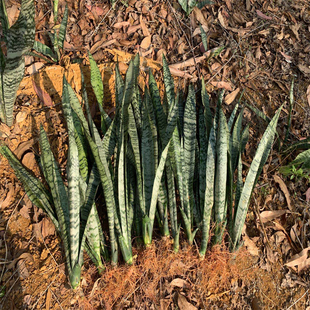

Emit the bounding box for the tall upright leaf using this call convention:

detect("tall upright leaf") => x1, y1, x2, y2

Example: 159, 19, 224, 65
214, 109, 228, 244
232, 106, 282, 249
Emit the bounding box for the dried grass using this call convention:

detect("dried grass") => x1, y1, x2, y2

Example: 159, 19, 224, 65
78, 237, 257, 308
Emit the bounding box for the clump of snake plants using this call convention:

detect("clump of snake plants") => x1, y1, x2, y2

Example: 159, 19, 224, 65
0, 52, 282, 289
0, 76, 108, 289
0, 0, 35, 126
161, 57, 282, 254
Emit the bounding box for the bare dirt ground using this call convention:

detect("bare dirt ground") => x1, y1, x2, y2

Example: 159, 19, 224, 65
1, 0, 310, 308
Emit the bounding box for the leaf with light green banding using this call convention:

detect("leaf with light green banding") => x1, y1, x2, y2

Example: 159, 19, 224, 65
214, 109, 228, 244
232, 106, 282, 249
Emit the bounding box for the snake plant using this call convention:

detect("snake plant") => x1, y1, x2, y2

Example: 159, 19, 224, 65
0, 78, 108, 288
31, 5, 68, 63
0, 0, 35, 126
178, 0, 212, 15
0, 50, 283, 288
161, 58, 282, 254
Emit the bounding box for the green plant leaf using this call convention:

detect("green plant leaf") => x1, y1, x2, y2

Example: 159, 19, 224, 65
182, 85, 196, 222
1, 0, 35, 126
214, 109, 228, 244
62, 79, 82, 271
199, 126, 216, 256
88, 51, 111, 133
230, 108, 243, 172
6, 0, 35, 59
0, 144, 57, 227
199, 24, 208, 51
178, 0, 198, 14
201, 77, 213, 138
232, 106, 282, 250
162, 55, 175, 107
32, 41, 58, 62
53, 0, 59, 22
0, 1, 9, 40
2, 58, 25, 126
58, 4, 68, 49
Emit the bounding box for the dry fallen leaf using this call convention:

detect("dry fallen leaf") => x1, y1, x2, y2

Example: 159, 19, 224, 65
140, 15, 150, 36
177, 293, 197, 310
290, 223, 300, 243
242, 225, 259, 256
273, 175, 293, 211
41, 217, 56, 238
298, 64, 310, 75
26, 62, 45, 75
113, 21, 130, 29
7, 253, 34, 270
260, 210, 288, 223
170, 278, 190, 289
169, 67, 193, 79
290, 23, 301, 41
211, 81, 233, 91
280, 51, 292, 63
15, 111, 28, 123
0, 123, 11, 138
305, 188, 310, 202
17, 259, 29, 279
256, 10, 272, 20
22, 152, 36, 170
1, 183, 14, 208
225, 88, 240, 105
46, 289, 52, 310
140, 35, 152, 49
218, 10, 228, 29
285, 247, 310, 273
90, 38, 117, 54
307, 85, 310, 107
193, 7, 208, 27
7, 5, 19, 26
33, 80, 54, 107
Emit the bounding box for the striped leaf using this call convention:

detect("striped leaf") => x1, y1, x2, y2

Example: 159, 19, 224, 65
0, 145, 57, 227
58, 5, 68, 49
88, 52, 111, 133
62, 77, 82, 285
162, 55, 175, 107
6, 0, 35, 59
227, 103, 239, 132
232, 106, 282, 249
178, 0, 198, 14
128, 104, 144, 215
280, 149, 310, 175
64, 76, 119, 264
1, 0, 35, 126
214, 109, 228, 244
199, 126, 216, 256
0, 1, 9, 41
141, 98, 156, 218
53, 0, 59, 22
32, 41, 57, 62
230, 109, 243, 172
2, 58, 25, 126
183, 85, 196, 220
115, 62, 124, 110
149, 70, 167, 142
80, 165, 103, 269
72, 110, 89, 179
198, 105, 207, 215
199, 24, 208, 51
201, 77, 213, 138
